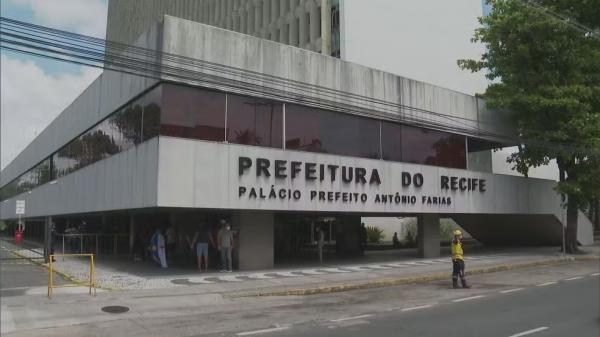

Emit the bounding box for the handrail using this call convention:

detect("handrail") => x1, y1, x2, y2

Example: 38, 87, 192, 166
56, 233, 129, 257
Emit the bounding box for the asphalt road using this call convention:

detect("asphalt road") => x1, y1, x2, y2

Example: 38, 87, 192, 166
274, 275, 600, 337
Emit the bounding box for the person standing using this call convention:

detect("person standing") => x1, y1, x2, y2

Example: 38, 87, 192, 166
361, 222, 367, 251
217, 220, 233, 272
451, 229, 470, 289
392, 232, 400, 248
165, 223, 177, 260
317, 226, 325, 264
151, 228, 168, 268
188, 223, 214, 271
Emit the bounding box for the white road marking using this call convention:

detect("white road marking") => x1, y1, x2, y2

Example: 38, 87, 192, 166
590, 272, 600, 276
297, 269, 327, 275
401, 304, 433, 312
0, 305, 16, 334
363, 264, 391, 270
329, 314, 372, 322
343, 266, 374, 272
564, 276, 583, 281
187, 277, 216, 284
452, 295, 485, 302
500, 288, 524, 294
236, 326, 290, 336
402, 262, 428, 266
246, 273, 274, 280
417, 260, 439, 265
218, 275, 244, 282
317, 268, 351, 273
273, 271, 302, 277
536, 281, 557, 287
0, 286, 34, 291
507, 326, 549, 337
383, 263, 411, 268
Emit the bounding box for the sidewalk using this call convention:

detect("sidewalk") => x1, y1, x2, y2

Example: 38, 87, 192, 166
3, 236, 598, 296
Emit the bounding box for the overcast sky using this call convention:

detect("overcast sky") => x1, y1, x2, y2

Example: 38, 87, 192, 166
0, 0, 107, 169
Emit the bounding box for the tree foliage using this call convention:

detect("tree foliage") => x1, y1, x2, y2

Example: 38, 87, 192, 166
459, 0, 600, 252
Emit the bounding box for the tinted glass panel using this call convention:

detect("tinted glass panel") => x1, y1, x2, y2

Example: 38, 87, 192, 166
381, 122, 402, 161
111, 102, 142, 151
53, 144, 76, 178
401, 126, 466, 169
227, 94, 283, 148
285, 104, 380, 159
161, 84, 225, 142
142, 86, 161, 141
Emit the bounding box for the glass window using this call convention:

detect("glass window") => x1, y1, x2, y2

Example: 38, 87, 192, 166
161, 84, 226, 142
142, 85, 161, 141
110, 100, 143, 151
381, 121, 402, 162
227, 94, 283, 148
35, 158, 53, 185
53, 144, 76, 178
401, 126, 466, 169
285, 104, 380, 159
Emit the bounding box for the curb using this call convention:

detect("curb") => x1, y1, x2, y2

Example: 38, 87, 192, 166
8, 248, 117, 292
238, 255, 599, 297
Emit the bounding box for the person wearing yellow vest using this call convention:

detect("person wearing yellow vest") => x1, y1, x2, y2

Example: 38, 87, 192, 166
451, 229, 471, 289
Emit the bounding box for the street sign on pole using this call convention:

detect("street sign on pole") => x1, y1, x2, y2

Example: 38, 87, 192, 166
16, 200, 25, 215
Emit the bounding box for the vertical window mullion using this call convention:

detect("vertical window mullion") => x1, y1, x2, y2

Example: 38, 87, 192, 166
464, 137, 469, 170
378, 121, 382, 160
282, 103, 286, 149
224, 93, 228, 142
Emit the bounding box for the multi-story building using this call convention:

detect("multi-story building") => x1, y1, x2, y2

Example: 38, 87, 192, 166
1, 1, 592, 270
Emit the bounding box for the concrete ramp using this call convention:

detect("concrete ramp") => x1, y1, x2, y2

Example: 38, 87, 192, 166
451, 214, 563, 246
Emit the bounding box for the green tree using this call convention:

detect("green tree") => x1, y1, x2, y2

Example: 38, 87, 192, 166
459, 0, 600, 253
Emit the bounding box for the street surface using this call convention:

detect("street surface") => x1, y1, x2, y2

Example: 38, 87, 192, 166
272, 269, 600, 337
1, 248, 598, 337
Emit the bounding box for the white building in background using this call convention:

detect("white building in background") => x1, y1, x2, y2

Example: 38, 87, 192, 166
339, 0, 488, 96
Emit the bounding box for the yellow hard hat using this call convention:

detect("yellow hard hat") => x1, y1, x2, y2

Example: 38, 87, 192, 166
453, 229, 462, 236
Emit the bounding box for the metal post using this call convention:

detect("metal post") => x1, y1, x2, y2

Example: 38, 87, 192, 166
47, 257, 53, 298
80, 234, 83, 254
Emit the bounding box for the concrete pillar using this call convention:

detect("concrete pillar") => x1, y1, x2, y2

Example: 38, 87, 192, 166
321, 0, 332, 55
233, 211, 274, 270
418, 214, 440, 258
335, 215, 362, 257
290, 11, 299, 46
129, 214, 136, 255
43, 216, 53, 263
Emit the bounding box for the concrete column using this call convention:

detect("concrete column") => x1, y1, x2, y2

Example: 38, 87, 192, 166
290, 12, 299, 46
233, 211, 274, 270
335, 215, 362, 257
418, 214, 440, 258
129, 214, 136, 255
44, 216, 53, 263
320, 0, 332, 55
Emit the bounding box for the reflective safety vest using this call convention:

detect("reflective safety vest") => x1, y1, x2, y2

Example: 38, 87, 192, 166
451, 240, 464, 261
